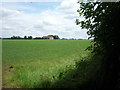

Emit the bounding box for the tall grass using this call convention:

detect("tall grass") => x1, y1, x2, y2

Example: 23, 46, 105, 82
49, 54, 103, 88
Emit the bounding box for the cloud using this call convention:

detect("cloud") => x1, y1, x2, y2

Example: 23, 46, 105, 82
0, 8, 21, 18
1, 0, 88, 39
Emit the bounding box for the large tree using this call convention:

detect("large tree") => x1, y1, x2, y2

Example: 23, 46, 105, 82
76, 1, 120, 89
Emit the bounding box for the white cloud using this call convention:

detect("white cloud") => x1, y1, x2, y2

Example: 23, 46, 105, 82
1, 0, 89, 39
0, 8, 21, 18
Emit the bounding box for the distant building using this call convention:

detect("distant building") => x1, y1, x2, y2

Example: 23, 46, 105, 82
42, 36, 54, 39
48, 36, 54, 39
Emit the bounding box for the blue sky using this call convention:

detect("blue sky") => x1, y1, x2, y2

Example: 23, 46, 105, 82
1, 0, 88, 39
2, 2, 61, 13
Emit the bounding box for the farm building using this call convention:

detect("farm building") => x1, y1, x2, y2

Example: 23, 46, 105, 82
42, 36, 54, 39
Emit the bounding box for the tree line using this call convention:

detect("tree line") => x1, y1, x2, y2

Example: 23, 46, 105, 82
2, 35, 87, 40
2, 35, 60, 39
10, 36, 33, 39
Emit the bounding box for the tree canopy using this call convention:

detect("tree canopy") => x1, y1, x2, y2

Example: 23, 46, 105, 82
76, 2, 120, 89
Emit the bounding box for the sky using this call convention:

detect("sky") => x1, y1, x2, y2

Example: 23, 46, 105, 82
0, 0, 89, 39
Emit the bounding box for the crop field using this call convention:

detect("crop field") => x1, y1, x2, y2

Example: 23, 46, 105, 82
2, 40, 91, 88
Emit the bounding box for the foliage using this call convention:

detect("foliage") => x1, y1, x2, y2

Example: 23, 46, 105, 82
49, 54, 102, 88
10, 35, 33, 39
11, 36, 22, 39
28, 36, 33, 39
24, 36, 27, 39
76, 2, 120, 89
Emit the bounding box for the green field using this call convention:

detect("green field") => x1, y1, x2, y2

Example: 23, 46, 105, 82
2, 40, 91, 88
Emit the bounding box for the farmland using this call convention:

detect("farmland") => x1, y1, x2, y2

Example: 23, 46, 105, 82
2, 40, 91, 88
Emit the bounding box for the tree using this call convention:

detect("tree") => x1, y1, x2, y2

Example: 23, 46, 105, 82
28, 36, 32, 39
24, 36, 27, 39
11, 36, 22, 39
76, 2, 120, 89
53, 35, 60, 39
11, 36, 16, 39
